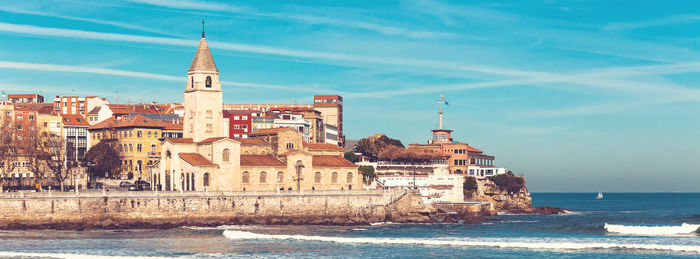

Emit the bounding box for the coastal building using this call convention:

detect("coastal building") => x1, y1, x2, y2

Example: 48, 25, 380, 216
156, 31, 359, 192
53, 96, 110, 119
88, 114, 183, 179
273, 113, 312, 143
223, 110, 253, 138
251, 115, 274, 132
61, 114, 90, 162
313, 95, 344, 145
7, 94, 44, 103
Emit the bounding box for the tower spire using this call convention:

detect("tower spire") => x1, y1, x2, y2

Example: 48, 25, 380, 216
201, 18, 205, 38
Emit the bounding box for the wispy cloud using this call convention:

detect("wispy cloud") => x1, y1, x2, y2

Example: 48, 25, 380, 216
602, 15, 700, 31
0, 61, 341, 94
0, 6, 180, 37
125, 0, 456, 39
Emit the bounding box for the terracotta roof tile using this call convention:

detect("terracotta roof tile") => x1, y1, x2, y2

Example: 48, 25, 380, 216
87, 114, 181, 131
61, 114, 90, 126
236, 138, 268, 145
198, 137, 227, 144
166, 138, 193, 143
249, 127, 295, 135
179, 153, 217, 166
305, 143, 343, 150
240, 155, 285, 167
312, 155, 356, 167
467, 146, 483, 153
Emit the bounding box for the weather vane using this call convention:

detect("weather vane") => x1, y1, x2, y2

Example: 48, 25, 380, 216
201, 18, 206, 38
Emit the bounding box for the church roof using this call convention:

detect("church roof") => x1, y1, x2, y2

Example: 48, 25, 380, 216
188, 37, 218, 72
235, 138, 269, 145
240, 155, 286, 167
198, 137, 227, 144
305, 143, 343, 151
312, 155, 357, 167
179, 153, 217, 167
249, 127, 296, 135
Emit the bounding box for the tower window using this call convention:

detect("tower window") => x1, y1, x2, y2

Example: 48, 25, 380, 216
205, 76, 212, 88
191, 76, 194, 88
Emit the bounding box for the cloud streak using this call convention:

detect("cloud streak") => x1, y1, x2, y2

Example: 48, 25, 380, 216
602, 15, 700, 31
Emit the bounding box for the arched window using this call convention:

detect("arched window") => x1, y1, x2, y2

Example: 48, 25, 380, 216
347, 172, 353, 183
276, 171, 283, 183
331, 172, 338, 183
286, 143, 294, 150
191, 174, 195, 191
137, 160, 142, 172
260, 150, 267, 155
205, 76, 212, 88
314, 172, 321, 183
243, 150, 250, 154
166, 150, 171, 159
185, 173, 190, 191
181, 173, 185, 191
203, 173, 210, 187
223, 148, 230, 162
242, 171, 249, 183
259, 171, 267, 183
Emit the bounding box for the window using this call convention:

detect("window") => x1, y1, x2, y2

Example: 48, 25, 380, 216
331, 172, 338, 183
28, 115, 34, 121
222, 148, 230, 162
137, 131, 142, 137
203, 173, 210, 187
147, 131, 152, 138
191, 76, 194, 88
206, 124, 212, 133
315, 172, 321, 183
191, 174, 195, 191
286, 143, 294, 150
259, 171, 267, 183
276, 172, 283, 183
137, 144, 142, 152
242, 172, 249, 183
151, 144, 156, 153
347, 172, 353, 183
129, 144, 133, 152
206, 110, 212, 119
234, 125, 240, 129
234, 116, 240, 120
241, 116, 248, 120
205, 76, 212, 88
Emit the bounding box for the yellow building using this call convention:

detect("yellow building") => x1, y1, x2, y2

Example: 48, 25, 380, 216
88, 114, 183, 180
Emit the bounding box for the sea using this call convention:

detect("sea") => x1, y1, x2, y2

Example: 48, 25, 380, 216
0, 193, 699, 258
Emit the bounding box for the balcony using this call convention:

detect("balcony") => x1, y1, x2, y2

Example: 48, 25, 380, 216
148, 152, 159, 158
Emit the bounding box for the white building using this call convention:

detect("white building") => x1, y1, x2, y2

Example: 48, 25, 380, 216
467, 166, 509, 178
273, 113, 311, 143
324, 124, 339, 146
359, 160, 465, 204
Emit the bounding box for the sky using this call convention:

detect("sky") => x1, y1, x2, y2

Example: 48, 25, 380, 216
1, 0, 699, 192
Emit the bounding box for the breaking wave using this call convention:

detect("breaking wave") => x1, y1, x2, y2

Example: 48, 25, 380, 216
0, 251, 174, 259
222, 230, 700, 253
604, 223, 700, 236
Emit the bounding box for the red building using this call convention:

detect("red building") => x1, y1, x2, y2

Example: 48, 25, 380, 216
223, 110, 253, 138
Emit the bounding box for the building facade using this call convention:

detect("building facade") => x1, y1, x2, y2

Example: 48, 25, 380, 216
156, 32, 359, 192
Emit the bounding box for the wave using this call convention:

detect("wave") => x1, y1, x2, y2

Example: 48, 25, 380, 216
0, 251, 174, 259
222, 230, 700, 253
604, 223, 700, 236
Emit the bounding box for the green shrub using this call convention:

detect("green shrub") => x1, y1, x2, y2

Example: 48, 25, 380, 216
358, 166, 376, 183
344, 152, 359, 163
463, 176, 478, 191
488, 171, 524, 193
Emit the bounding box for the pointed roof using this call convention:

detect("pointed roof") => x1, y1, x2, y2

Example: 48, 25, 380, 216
188, 37, 218, 72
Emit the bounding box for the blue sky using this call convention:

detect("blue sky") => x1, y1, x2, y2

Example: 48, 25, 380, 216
1, 0, 699, 192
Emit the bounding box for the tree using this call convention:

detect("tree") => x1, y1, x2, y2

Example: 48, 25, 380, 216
25, 132, 50, 190
0, 125, 18, 179
489, 171, 525, 193
463, 176, 477, 191
43, 133, 71, 191
356, 134, 405, 160
358, 165, 375, 184
84, 140, 121, 180
344, 151, 358, 163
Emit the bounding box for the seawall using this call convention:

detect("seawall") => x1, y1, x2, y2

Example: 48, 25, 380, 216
0, 190, 434, 229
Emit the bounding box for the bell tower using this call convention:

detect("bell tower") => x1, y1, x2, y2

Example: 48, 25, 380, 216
184, 22, 224, 142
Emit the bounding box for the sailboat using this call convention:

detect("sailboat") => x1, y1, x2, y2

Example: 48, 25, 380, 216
596, 189, 604, 200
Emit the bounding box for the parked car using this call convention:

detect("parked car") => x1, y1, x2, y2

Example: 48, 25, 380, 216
87, 182, 103, 189
127, 184, 138, 191
134, 180, 151, 191
119, 181, 132, 188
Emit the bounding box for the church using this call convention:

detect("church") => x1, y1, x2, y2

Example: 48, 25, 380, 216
156, 31, 360, 192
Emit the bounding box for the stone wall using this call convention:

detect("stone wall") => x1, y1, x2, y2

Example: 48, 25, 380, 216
0, 190, 428, 229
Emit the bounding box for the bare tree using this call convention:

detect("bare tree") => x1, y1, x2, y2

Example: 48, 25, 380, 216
44, 133, 72, 191
25, 132, 50, 190
0, 123, 18, 182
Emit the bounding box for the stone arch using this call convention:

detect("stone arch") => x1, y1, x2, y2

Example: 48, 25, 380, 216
242, 171, 250, 184
276, 171, 283, 183
259, 171, 267, 183
223, 148, 230, 162
314, 172, 321, 183
331, 172, 338, 183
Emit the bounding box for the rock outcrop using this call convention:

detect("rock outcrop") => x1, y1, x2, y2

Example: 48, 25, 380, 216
466, 177, 533, 211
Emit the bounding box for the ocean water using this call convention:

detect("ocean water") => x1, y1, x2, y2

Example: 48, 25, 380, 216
0, 193, 699, 258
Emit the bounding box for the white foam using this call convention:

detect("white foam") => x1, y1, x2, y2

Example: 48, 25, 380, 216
223, 230, 700, 253
369, 222, 395, 226
0, 251, 174, 259
605, 223, 700, 236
